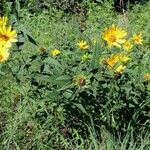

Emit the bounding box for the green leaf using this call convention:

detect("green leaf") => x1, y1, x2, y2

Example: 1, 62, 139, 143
90, 42, 102, 69
17, 25, 37, 45
74, 103, 88, 116
63, 90, 73, 99
129, 103, 135, 108
56, 75, 71, 81
45, 91, 60, 100
44, 57, 62, 68
57, 82, 72, 91
35, 75, 58, 84
35, 74, 71, 87
27, 34, 37, 46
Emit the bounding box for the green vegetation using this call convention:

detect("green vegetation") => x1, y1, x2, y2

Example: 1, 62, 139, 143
0, 1, 150, 149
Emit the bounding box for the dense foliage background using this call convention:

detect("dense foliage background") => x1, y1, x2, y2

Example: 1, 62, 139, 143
0, 0, 150, 149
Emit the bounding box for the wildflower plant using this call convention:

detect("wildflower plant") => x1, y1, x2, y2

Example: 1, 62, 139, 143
77, 40, 89, 50
73, 74, 88, 88
0, 16, 8, 26
81, 53, 91, 62
0, 16, 17, 63
123, 40, 133, 51
50, 48, 61, 56
1, 17, 149, 146
133, 33, 143, 45
0, 25, 17, 48
102, 24, 127, 48
0, 45, 9, 62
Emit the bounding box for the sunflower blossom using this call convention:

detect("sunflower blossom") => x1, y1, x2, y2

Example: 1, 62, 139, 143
77, 40, 89, 50
133, 33, 143, 45
0, 25, 17, 48
105, 53, 120, 68
119, 54, 130, 63
51, 49, 60, 56
116, 65, 126, 73
102, 24, 127, 48
123, 40, 133, 51
144, 73, 150, 81
0, 45, 9, 62
0, 16, 8, 26
105, 53, 129, 74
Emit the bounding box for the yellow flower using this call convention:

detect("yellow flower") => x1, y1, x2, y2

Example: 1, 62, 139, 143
81, 53, 91, 62
0, 25, 17, 48
51, 49, 60, 56
105, 53, 129, 74
144, 73, 150, 81
0, 45, 9, 62
105, 53, 120, 68
0, 16, 8, 26
93, 39, 97, 45
123, 40, 133, 51
77, 40, 89, 50
105, 53, 130, 68
102, 24, 127, 48
133, 33, 143, 45
119, 54, 130, 63
116, 65, 126, 73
